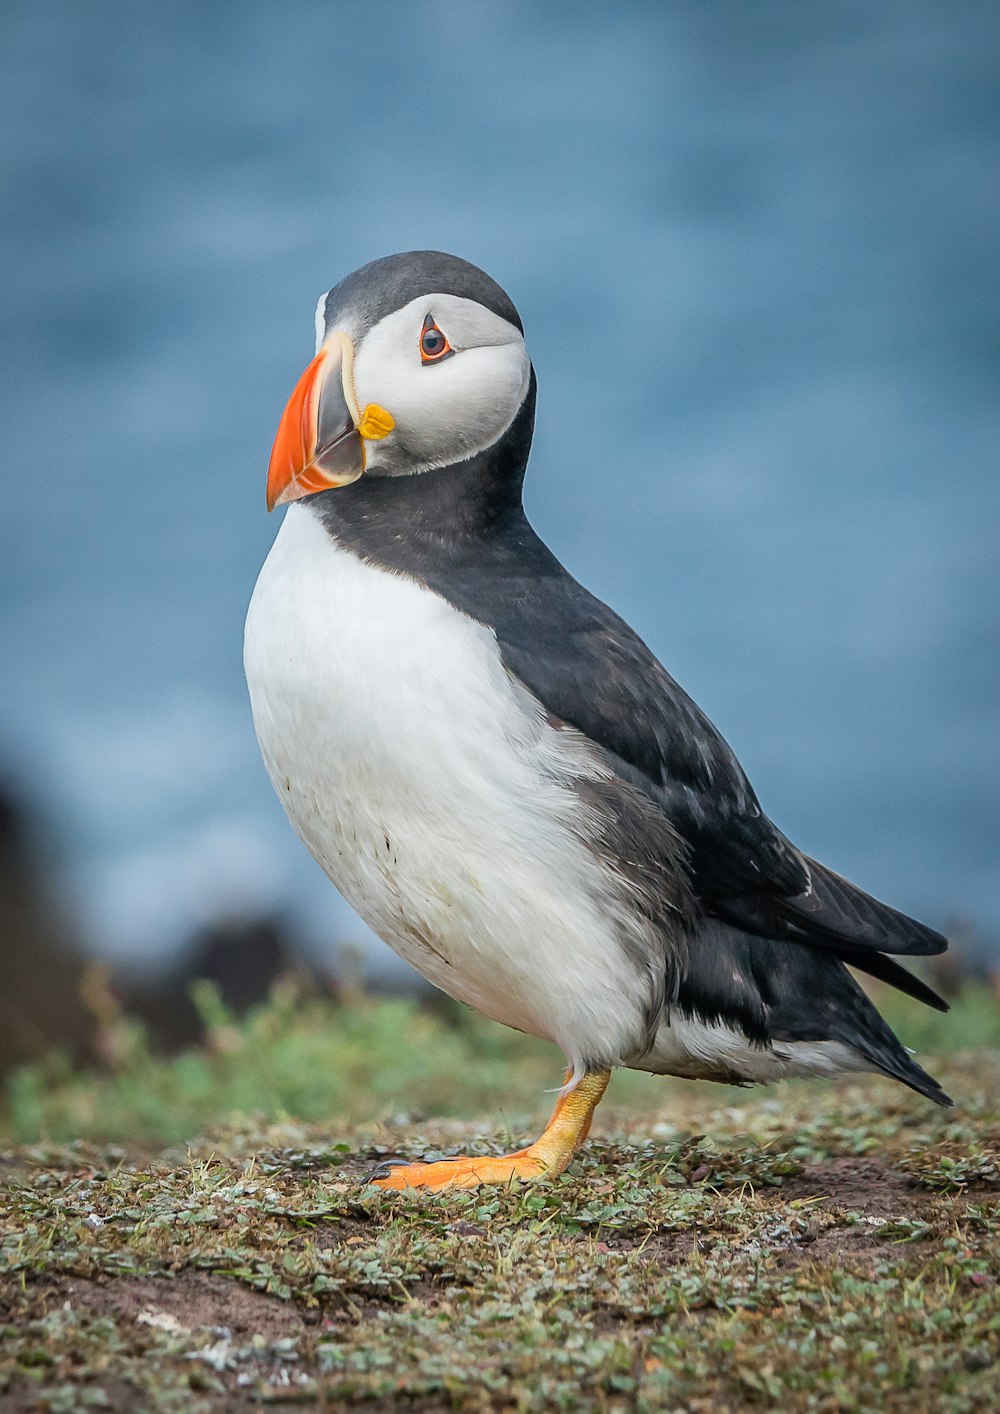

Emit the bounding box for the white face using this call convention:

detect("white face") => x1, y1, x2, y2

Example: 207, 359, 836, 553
324, 292, 531, 477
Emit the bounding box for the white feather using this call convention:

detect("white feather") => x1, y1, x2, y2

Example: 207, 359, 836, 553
637, 1018, 870, 1083
313, 291, 328, 356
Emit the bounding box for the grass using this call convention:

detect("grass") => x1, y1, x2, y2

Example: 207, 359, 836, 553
1, 981, 998, 1411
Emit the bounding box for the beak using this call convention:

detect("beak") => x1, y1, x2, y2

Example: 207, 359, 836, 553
266, 332, 366, 511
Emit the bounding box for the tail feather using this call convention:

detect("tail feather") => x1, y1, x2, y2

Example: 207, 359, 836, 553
843, 952, 949, 1013
832, 1003, 954, 1108
776, 858, 948, 957
682, 922, 954, 1105
765, 951, 953, 1107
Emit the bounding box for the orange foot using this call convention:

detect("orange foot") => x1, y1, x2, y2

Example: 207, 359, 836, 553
369, 1149, 546, 1191
366, 1069, 610, 1192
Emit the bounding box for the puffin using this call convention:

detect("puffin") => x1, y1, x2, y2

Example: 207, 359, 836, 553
244, 250, 951, 1191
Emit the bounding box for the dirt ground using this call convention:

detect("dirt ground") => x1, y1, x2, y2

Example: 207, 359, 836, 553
2, 1054, 998, 1412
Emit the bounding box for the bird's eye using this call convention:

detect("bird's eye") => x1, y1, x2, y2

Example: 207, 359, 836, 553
419, 314, 454, 364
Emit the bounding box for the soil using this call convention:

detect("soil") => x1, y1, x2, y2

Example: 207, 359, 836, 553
1, 1155, 981, 1413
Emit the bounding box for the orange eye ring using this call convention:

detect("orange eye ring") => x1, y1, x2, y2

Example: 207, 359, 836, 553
419, 313, 454, 364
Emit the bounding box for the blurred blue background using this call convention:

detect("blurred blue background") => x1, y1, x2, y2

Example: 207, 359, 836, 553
1, 0, 997, 980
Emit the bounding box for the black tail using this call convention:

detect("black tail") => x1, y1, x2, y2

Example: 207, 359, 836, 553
767, 949, 953, 1107
843, 951, 949, 1013
683, 922, 953, 1106
829, 976, 953, 1107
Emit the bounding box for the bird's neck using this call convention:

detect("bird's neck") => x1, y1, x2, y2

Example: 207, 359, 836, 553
308, 375, 537, 570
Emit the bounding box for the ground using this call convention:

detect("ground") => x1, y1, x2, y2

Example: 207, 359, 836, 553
1, 986, 998, 1411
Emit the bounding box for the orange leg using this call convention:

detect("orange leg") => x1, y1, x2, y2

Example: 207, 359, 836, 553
368, 1069, 611, 1191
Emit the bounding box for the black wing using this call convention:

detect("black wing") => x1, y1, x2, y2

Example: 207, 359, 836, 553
490, 561, 947, 966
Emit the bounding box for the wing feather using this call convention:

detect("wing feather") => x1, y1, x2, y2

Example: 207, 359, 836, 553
494, 573, 946, 960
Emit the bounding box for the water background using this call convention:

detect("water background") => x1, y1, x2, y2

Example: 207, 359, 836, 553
1, 1, 997, 974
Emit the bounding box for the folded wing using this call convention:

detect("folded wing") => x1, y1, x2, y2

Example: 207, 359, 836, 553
490, 563, 946, 1005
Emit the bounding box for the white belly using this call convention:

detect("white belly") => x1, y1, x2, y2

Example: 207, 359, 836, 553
244, 504, 655, 1074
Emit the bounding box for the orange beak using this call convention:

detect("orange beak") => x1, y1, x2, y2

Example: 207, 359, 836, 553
265, 332, 365, 511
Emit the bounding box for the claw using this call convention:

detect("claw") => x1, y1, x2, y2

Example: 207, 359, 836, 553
365, 1159, 410, 1184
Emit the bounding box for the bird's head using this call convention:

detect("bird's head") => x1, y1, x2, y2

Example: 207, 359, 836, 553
265, 251, 532, 511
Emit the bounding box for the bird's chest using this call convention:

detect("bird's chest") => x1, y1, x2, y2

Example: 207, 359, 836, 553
244, 507, 572, 983
244, 506, 662, 1065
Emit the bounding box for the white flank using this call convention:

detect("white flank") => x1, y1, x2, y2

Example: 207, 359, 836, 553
636, 1018, 871, 1084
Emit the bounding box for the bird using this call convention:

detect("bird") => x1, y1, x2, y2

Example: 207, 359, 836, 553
244, 250, 951, 1191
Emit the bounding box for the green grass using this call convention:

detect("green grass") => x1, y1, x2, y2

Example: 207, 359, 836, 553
1, 983, 998, 1411
3, 977, 997, 1148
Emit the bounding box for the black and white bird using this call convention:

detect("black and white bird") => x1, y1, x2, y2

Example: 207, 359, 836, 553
244, 251, 951, 1190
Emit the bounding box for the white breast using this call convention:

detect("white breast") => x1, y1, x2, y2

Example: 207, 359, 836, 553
244, 504, 656, 1075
